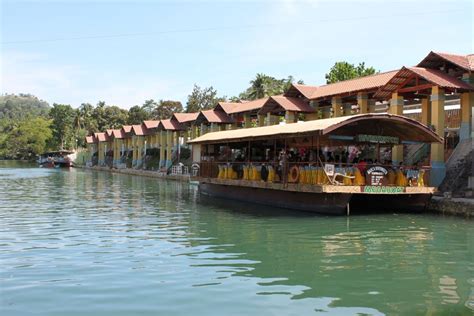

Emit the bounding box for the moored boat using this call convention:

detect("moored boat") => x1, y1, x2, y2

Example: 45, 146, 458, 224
189, 114, 442, 215
38, 151, 74, 168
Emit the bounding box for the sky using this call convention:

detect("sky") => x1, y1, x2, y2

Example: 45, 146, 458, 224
1, 0, 473, 109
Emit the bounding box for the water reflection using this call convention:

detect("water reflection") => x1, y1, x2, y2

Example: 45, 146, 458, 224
0, 165, 473, 315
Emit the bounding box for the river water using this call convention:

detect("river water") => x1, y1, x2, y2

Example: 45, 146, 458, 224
0, 161, 473, 315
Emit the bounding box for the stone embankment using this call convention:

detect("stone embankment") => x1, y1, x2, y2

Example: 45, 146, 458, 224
427, 196, 474, 218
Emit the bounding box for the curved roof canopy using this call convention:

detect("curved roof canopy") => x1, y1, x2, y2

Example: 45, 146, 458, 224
188, 113, 442, 144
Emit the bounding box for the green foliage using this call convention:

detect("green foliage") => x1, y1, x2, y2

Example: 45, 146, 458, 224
186, 85, 226, 113
153, 100, 183, 119
128, 105, 151, 125
325, 61, 378, 84
238, 74, 304, 101
49, 103, 76, 149
0, 94, 50, 120
0, 117, 52, 159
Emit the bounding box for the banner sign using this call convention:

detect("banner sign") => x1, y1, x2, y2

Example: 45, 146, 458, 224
356, 134, 399, 144
363, 186, 405, 194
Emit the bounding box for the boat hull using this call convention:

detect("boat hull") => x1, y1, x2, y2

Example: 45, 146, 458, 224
349, 193, 431, 213
199, 182, 351, 215
199, 182, 432, 215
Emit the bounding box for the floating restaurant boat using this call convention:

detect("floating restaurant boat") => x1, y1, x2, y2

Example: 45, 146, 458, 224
189, 113, 443, 215
38, 151, 74, 168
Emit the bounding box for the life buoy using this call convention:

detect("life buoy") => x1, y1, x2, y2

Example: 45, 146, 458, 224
288, 166, 299, 183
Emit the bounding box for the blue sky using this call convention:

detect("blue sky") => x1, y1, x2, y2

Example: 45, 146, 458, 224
1, 0, 472, 109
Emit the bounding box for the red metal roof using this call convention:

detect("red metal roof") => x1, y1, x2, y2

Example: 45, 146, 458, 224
143, 120, 160, 130
121, 125, 132, 134
374, 66, 474, 99
159, 119, 182, 131
417, 51, 474, 72
216, 102, 241, 114
172, 112, 199, 123
112, 129, 125, 139
131, 125, 145, 136
198, 109, 234, 124
258, 95, 315, 115
95, 132, 107, 142
85, 136, 95, 144
227, 98, 268, 114
286, 84, 318, 99
309, 70, 398, 100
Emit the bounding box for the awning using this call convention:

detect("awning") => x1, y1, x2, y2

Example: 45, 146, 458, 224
188, 113, 443, 144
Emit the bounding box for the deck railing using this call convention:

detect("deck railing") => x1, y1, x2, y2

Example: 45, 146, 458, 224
197, 161, 431, 187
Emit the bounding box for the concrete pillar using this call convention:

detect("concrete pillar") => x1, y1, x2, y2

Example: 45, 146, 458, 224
182, 130, 188, 145
430, 86, 446, 187
460, 92, 473, 141
331, 97, 342, 117
258, 114, 265, 127
421, 97, 431, 126
132, 136, 137, 167
390, 93, 404, 164
343, 104, 352, 116
321, 106, 331, 119
357, 93, 368, 114
166, 130, 172, 168
243, 113, 252, 128
266, 112, 278, 126
136, 137, 143, 168
285, 111, 296, 124
159, 131, 166, 168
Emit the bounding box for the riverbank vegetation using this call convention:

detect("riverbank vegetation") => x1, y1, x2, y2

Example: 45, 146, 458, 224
0, 64, 376, 160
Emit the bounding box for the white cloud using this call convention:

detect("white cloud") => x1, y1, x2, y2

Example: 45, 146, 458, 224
0, 50, 185, 108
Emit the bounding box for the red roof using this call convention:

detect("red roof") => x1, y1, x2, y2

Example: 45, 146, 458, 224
131, 125, 145, 136
227, 98, 268, 114
159, 119, 182, 131
417, 51, 474, 72
95, 132, 107, 142
112, 129, 125, 139
309, 70, 398, 100
286, 84, 318, 99
374, 66, 474, 99
258, 95, 315, 115
172, 112, 199, 123
85, 136, 95, 144
198, 109, 234, 124
143, 120, 160, 130
121, 125, 132, 134
106, 129, 114, 137
216, 102, 241, 114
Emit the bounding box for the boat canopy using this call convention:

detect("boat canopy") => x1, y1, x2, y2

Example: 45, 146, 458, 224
188, 113, 443, 144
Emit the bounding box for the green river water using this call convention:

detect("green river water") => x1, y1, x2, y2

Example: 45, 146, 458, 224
0, 161, 473, 315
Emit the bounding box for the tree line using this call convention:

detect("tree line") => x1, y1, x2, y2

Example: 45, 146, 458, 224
0, 62, 377, 160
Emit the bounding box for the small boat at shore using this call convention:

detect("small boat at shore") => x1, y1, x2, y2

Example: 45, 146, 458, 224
188, 114, 443, 215
38, 151, 74, 168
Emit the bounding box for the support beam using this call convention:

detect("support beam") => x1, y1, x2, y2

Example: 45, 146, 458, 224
390, 93, 404, 164
430, 86, 446, 187
357, 93, 368, 114
421, 97, 431, 126
332, 97, 342, 117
